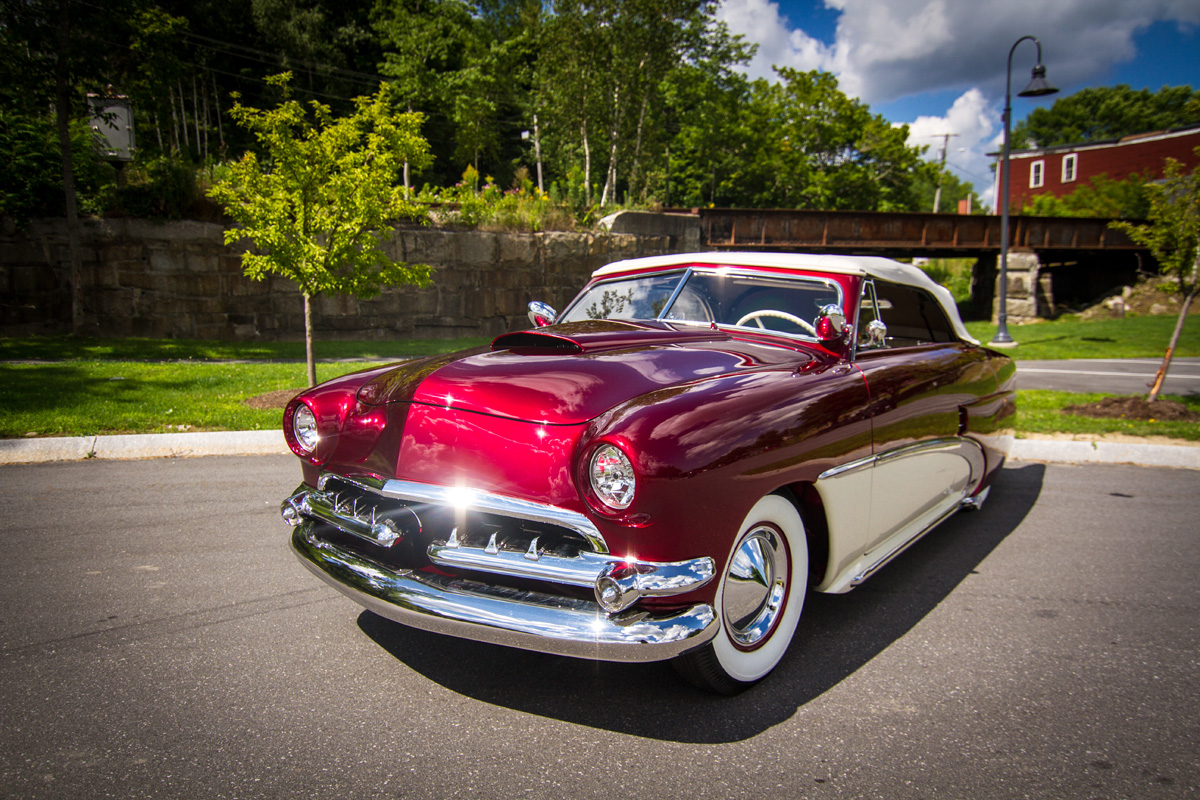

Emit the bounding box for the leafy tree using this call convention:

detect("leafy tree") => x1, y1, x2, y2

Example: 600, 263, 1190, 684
1111, 155, 1200, 402
1022, 173, 1150, 219
208, 74, 433, 385
1012, 85, 1200, 149
910, 165, 983, 214
679, 68, 927, 211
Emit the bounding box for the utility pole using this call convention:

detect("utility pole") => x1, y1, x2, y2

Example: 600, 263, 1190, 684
930, 132, 958, 213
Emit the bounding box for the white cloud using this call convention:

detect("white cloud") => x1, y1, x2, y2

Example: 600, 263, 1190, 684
716, 0, 832, 81
903, 89, 1001, 208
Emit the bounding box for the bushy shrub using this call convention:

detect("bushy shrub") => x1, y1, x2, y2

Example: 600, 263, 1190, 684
418, 165, 576, 232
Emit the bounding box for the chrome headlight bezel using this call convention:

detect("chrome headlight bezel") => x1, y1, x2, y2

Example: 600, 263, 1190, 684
588, 443, 636, 511
292, 403, 320, 454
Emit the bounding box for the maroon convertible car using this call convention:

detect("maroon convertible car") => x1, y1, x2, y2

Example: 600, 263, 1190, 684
280, 252, 1015, 693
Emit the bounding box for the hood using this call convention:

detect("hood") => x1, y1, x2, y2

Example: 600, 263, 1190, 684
357, 320, 816, 425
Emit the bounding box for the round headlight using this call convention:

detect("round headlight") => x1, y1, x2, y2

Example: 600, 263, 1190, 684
292, 404, 319, 454
589, 444, 635, 510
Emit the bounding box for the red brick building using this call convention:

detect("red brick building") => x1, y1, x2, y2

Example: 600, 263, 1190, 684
995, 124, 1200, 211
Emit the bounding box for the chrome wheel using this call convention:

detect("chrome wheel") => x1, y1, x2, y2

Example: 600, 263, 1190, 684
723, 526, 788, 648
673, 493, 808, 694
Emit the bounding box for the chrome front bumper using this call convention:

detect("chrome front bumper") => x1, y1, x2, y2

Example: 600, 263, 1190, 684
292, 522, 719, 662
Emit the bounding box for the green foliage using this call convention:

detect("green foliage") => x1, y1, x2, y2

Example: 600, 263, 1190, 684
669, 68, 927, 210
103, 156, 199, 219
1022, 173, 1150, 219
916, 259, 974, 305
910, 167, 983, 214
1012, 84, 1200, 149
208, 74, 433, 299
1111, 157, 1199, 293
419, 166, 576, 231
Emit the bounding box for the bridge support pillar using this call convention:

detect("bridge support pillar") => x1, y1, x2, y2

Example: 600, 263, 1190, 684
993, 250, 1050, 324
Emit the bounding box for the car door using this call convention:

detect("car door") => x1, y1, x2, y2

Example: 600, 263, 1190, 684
852, 279, 980, 570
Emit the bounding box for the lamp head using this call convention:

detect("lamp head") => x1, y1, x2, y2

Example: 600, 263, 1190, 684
1019, 64, 1059, 97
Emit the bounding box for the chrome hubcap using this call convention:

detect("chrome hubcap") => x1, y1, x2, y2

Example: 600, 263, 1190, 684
722, 525, 788, 648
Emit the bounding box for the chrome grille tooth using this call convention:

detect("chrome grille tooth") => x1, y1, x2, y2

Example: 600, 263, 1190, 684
446, 527, 460, 548
485, 533, 500, 555
524, 537, 541, 561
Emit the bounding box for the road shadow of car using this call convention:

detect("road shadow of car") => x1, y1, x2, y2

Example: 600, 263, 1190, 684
357, 462, 1046, 743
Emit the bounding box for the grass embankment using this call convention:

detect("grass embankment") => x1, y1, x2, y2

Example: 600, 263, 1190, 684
2, 316, 1199, 440
1, 336, 489, 438
964, 315, 1200, 360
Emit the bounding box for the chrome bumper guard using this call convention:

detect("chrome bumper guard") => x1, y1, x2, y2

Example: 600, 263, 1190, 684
282, 479, 716, 614
291, 521, 719, 663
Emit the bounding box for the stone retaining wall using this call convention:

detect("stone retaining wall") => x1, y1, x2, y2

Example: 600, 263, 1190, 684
0, 218, 673, 340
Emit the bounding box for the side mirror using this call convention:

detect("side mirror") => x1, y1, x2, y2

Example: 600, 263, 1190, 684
527, 301, 557, 328
815, 304, 847, 344
864, 319, 888, 348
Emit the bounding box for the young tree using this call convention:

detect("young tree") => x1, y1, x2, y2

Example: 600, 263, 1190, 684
1111, 155, 1200, 402
208, 74, 432, 386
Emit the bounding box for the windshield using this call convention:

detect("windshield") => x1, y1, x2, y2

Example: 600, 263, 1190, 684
559, 269, 842, 339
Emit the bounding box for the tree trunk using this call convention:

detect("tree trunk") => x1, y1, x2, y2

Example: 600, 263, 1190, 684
629, 92, 649, 200
304, 293, 317, 388
211, 70, 225, 150
178, 79, 189, 152
1147, 279, 1198, 401
582, 116, 591, 206
192, 74, 201, 157
55, 0, 83, 335
600, 85, 620, 206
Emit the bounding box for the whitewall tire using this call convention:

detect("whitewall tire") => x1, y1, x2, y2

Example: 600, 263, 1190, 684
673, 493, 808, 694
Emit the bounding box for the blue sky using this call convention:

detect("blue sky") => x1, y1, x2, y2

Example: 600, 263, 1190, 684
715, 0, 1200, 206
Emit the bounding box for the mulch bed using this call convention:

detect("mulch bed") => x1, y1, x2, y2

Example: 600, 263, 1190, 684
1062, 396, 1199, 422
243, 388, 303, 410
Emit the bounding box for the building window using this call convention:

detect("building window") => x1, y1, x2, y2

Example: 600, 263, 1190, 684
1030, 160, 1045, 188
1062, 153, 1077, 183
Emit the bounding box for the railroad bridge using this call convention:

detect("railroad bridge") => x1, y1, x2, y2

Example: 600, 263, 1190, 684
604, 208, 1151, 322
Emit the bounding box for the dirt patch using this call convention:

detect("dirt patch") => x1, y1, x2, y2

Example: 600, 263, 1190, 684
1079, 276, 1200, 320
1062, 396, 1199, 422
243, 388, 304, 410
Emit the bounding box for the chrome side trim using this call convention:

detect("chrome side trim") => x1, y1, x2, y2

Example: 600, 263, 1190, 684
874, 437, 982, 468
374, 477, 611, 554
292, 523, 718, 663
818, 452, 876, 480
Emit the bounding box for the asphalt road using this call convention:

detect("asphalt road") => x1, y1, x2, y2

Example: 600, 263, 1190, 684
1016, 356, 1200, 396
2, 455, 1197, 800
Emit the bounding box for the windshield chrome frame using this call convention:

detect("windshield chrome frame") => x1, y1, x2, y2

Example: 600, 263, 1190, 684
559, 267, 845, 344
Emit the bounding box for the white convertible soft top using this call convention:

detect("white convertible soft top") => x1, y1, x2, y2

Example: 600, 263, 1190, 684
592, 251, 980, 345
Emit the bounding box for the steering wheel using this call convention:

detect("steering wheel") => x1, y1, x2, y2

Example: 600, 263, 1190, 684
735, 309, 817, 336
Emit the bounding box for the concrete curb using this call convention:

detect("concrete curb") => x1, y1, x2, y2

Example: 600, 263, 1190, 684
0, 430, 287, 465
1008, 438, 1200, 471
2, 430, 1198, 470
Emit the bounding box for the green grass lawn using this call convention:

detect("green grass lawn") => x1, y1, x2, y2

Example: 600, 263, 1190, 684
1019, 390, 1200, 441
965, 314, 1200, 360
2, 320, 1199, 440
0, 334, 491, 363
0, 360, 376, 438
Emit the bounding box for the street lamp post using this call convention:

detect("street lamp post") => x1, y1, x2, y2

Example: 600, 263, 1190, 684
991, 35, 1059, 347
